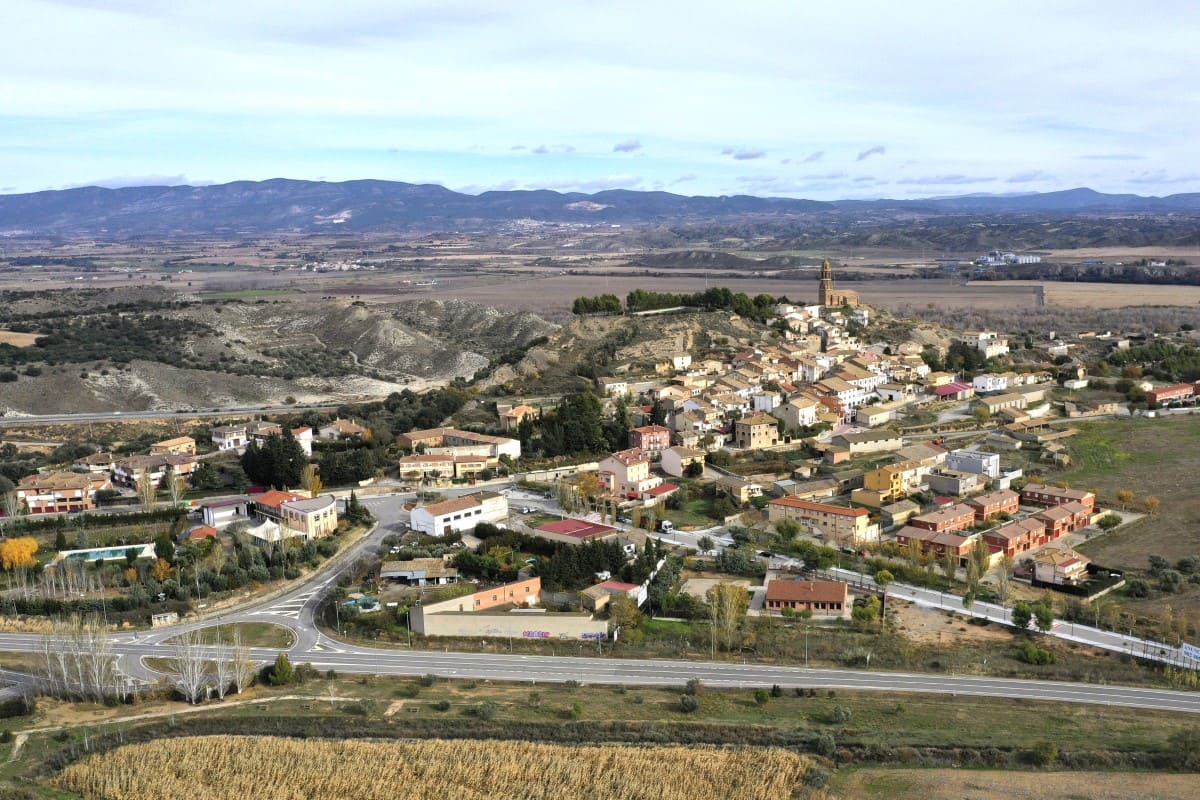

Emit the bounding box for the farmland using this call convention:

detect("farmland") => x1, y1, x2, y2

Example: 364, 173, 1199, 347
1064, 416, 1200, 619
55, 736, 813, 800
832, 768, 1200, 800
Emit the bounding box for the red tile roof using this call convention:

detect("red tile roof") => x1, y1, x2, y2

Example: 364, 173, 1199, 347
766, 579, 848, 604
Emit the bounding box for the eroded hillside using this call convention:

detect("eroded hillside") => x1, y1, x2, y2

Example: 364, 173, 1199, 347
0, 289, 556, 413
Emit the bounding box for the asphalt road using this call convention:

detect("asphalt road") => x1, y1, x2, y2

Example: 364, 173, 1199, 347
2, 489, 1199, 714
0, 403, 344, 428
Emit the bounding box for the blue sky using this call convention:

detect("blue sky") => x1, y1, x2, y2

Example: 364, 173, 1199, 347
2, 0, 1198, 199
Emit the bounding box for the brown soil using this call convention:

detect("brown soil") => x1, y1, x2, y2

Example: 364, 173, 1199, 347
888, 600, 1011, 646
835, 768, 1200, 800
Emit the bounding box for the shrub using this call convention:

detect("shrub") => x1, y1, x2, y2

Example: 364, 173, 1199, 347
830, 705, 852, 724
679, 694, 699, 713
1025, 739, 1059, 766
418, 673, 437, 687
753, 689, 770, 706
683, 678, 703, 696
431, 700, 450, 712
770, 684, 783, 698
567, 702, 583, 721
1016, 641, 1057, 665
1126, 578, 1151, 598
814, 733, 836, 756
470, 701, 499, 721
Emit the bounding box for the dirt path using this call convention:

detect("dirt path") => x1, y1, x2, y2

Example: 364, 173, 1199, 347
8, 693, 355, 760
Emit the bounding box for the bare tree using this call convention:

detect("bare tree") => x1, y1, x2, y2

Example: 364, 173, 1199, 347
39, 616, 120, 703
996, 555, 1014, 604
211, 632, 233, 700
231, 629, 255, 695
136, 472, 157, 513
706, 582, 749, 652
2, 491, 21, 519
165, 466, 187, 508
169, 629, 210, 704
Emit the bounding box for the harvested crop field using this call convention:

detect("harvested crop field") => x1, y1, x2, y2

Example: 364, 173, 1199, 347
834, 767, 1200, 799
0, 330, 41, 346
992, 280, 1200, 308
55, 736, 812, 800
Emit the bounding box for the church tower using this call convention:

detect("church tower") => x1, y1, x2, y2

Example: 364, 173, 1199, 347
818, 258, 834, 306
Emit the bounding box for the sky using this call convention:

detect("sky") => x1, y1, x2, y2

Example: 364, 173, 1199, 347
2, 0, 1198, 199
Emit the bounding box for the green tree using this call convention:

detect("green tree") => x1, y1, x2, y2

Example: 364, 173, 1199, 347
269, 652, 295, 686
1011, 601, 1033, 631
697, 535, 715, 554
1034, 600, 1054, 632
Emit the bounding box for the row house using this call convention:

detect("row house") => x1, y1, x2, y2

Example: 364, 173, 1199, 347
963, 489, 1019, 523
909, 503, 976, 534
1033, 501, 1091, 540
767, 497, 879, 545
16, 471, 110, 515
1020, 483, 1096, 515
983, 517, 1046, 558
1146, 383, 1196, 407
894, 526, 978, 568
113, 453, 197, 487
396, 427, 521, 461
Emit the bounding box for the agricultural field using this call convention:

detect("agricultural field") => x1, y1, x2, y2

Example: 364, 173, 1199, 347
1064, 416, 1200, 616
831, 768, 1200, 800
995, 279, 1200, 308
54, 736, 813, 800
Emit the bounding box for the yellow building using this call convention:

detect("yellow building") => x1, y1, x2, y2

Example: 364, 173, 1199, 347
734, 412, 780, 450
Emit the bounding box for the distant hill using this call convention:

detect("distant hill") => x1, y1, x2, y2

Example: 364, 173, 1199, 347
2, 179, 1199, 236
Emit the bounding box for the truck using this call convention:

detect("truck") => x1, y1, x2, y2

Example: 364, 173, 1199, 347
658, 520, 674, 533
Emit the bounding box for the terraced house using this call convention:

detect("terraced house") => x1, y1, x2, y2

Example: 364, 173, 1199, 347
16, 471, 111, 514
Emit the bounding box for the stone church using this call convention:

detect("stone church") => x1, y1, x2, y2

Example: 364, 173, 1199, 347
817, 259, 859, 307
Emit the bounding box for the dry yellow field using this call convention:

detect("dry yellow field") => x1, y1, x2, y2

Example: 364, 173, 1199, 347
0, 330, 41, 347
55, 736, 812, 800
836, 768, 1200, 800
990, 280, 1200, 308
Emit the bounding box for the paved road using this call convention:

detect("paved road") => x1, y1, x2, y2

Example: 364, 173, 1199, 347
0, 403, 345, 428
825, 566, 1200, 669
2, 489, 1199, 714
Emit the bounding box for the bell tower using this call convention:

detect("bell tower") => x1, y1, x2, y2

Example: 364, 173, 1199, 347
818, 258, 834, 306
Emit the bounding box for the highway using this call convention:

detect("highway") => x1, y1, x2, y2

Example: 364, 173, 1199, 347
1, 491, 1198, 714
0, 403, 346, 428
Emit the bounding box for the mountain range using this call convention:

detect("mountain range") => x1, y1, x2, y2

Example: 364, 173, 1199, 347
2, 180, 1200, 236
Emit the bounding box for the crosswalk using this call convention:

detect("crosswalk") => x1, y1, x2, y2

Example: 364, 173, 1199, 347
252, 587, 322, 620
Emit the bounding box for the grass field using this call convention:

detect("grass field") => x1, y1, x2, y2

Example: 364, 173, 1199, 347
163, 622, 295, 649
832, 768, 1200, 800
56, 736, 811, 800
1063, 416, 1200, 618
197, 288, 299, 300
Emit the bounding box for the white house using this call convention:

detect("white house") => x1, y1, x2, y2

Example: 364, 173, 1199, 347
211, 424, 249, 452
973, 373, 1012, 394
945, 449, 1001, 479
410, 491, 509, 537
